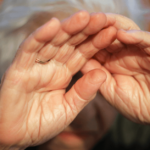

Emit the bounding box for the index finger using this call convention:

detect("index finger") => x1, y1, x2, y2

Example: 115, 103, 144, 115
12, 18, 61, 70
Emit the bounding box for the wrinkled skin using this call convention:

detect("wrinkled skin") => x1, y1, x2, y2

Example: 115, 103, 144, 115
1, 11, 150, 150
82, 13, 150, 124
0, 11, 116, 149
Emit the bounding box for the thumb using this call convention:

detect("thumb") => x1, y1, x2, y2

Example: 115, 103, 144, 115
65, 69, 106, 113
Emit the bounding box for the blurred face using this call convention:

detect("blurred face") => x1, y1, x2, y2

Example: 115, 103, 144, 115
38, 72, 117, 150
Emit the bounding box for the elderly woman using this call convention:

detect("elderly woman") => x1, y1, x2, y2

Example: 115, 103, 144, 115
1, 1, 150, 150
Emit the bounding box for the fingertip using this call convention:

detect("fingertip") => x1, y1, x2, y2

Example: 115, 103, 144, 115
47, 17, 61, 33
34, 17, 60, 42
117, 29, 126, 37
77, 10, 90, 19
117, 29, 141, 44
94, 12, 106, 23
108, 26, 117, 39
105, 13, 116, 27
74, 69, 106, 101
88, 69, 106, 85
109, 26, 117, 42
44, 17, 60, 28
65, 68, 107, 112
93, 26, 117, 49
50, 17, 61, 27
84, 12, 107, 35
76, 10, 90, 28
62, 10, 90, 35
77, 69, 106, 91
81, 59, 102, 74
117, 29, 127, 35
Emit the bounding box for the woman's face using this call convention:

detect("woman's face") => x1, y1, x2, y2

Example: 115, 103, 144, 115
38, 72, 117, 150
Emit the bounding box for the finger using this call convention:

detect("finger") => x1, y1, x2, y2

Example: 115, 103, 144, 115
20, 18, 61, 52
117, 29, 150, 55
94, 49, 111, 64
68, 12, 107, 45
105, 13, 140, 30
12, 18, 61, 70
105, 39, 125, 53
81, 59, 102, 74
65, 69, 106, 114
80, 59, 116, 108
104, 13, 140, 53
66, 26, 117, 74
94, 39, 125, 62
36, 11, 90, 63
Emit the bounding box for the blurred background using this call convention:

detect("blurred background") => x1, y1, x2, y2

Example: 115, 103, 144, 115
0, 0, 150, 150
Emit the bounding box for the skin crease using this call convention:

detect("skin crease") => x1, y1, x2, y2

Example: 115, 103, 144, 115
0, 11, 150, 150
0, 11, 117, 149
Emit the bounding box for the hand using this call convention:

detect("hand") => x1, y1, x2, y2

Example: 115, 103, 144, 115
0, 11, 116, 149
82, 13, 150, 124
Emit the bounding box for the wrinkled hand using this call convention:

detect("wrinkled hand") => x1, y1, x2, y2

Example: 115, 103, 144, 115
0, 11, 116, 149
82, 13, 150, 124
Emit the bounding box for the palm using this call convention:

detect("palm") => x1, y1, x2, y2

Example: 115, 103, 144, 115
13, 63, 74, 146
102, 43, 150, 124
0, 12, 117, 147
